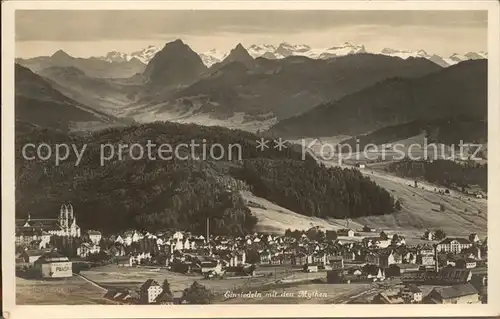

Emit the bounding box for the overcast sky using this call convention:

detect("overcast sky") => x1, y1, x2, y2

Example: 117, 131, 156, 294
15, 10, 488, 58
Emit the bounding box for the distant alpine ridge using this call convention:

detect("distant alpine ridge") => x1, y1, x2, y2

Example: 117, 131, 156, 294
95, 42, 488, 67
14, 38, 487, 138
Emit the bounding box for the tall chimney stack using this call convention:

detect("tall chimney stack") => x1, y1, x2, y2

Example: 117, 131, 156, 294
434, 244, 439, 273
207, 217, 212, 256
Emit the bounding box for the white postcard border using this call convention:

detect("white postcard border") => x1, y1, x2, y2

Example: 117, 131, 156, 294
2, 1, 500, 318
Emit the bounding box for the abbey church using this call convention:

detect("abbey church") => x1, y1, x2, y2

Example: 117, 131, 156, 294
15, 204, 81, 246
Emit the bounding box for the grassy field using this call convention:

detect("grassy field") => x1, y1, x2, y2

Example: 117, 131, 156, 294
81, 264, 305, 299
16, 275, 115, 305
79, 263, 377, 304
353, 169, 487, 240
244, 138, 487, 242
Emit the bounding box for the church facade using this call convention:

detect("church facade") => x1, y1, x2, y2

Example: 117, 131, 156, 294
16, 204, 81, 247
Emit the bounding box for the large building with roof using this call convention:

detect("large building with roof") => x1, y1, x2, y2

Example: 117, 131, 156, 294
16, 204, 81, 246
34, 250, 73, 278
425, 283, 480, 304
401, 268, 472, 285
436, 237, 472, 253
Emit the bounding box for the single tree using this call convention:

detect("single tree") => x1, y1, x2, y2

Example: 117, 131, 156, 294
380, 231, 388, 240
162, 279, 173, 298
181, 281, 213, 304
394, 200, 402, 211
326, 230, 338, 241
434, 229, 446, 240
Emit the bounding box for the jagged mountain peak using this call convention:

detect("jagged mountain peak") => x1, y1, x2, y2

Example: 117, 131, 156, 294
51, 49, 72, 59
217, 43, 254, 68
228, 43, 252, 57
417, 49, 429, 57
167, 39, 186, 46
143, 39, 206, 85
234, 43, 246, 50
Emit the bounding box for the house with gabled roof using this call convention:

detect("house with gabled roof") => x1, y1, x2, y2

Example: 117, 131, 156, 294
87, 230, 102, 244
425, 283, 480, 304
140, 279, 163, 304
77, 242, 100, 258
379, 250, 402, 269
401, 284, 423, 303
115, 235, 124, 245
468, 233, 480, 244
372, 291, 404, 304
337, 228, 355, 237
21, 248, 51, 264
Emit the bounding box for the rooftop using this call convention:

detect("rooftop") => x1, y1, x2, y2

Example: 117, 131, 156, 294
432, 283, 478, 299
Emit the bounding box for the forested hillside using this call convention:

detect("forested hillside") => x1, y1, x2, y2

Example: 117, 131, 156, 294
232, 159, 395, 218
16, 121, 397, 234
386, 159, 487, 192
337, 115, 487, 153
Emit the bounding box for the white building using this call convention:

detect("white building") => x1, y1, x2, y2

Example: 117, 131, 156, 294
77, 242, 101, 258
15, 204, 81, 245
436, 238, 472, 253
34, 250, 73, 278
140, 279, 163, 304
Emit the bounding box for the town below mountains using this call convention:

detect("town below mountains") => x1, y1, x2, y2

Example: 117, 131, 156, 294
14, 38, 489, 305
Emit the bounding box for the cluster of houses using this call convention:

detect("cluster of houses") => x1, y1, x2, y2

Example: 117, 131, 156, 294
15, 205, 488, 304
17, 214, 486, 274
105, 279, 174, 304
372, 282, 482, 304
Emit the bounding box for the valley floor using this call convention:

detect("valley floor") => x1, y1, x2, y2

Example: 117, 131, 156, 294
245, 154, 487, 242
16, 275, 115, 305
16, 265, 388, 305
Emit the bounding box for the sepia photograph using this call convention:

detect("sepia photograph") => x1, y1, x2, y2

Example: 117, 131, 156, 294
2, 1, 499, 318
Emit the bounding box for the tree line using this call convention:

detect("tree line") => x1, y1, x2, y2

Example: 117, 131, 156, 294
386, 159, 487, 192
15, 121, 395, 235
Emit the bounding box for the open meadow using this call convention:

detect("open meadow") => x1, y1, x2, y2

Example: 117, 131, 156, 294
16, 275, 115, 305
246, 136, 487, 243
80, 264, 311, 299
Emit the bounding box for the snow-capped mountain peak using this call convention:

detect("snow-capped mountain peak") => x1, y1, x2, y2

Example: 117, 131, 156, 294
94, 45, 161, 64
129, 45, 162, 64
381, 48, 426, 59
416, 49, 429, 57
94, 43, 487, 68
199, 48, 228, 67
102, 51, 132, 63
318, 42, 366, 58
247, 44, 279, 59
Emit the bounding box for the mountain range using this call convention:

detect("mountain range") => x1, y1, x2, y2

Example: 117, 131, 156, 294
269, 59, 487, 138
88, 41, 487, 68
14, 39, 488, 141
145, 46, 442, 122
15, 64, 119, 132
